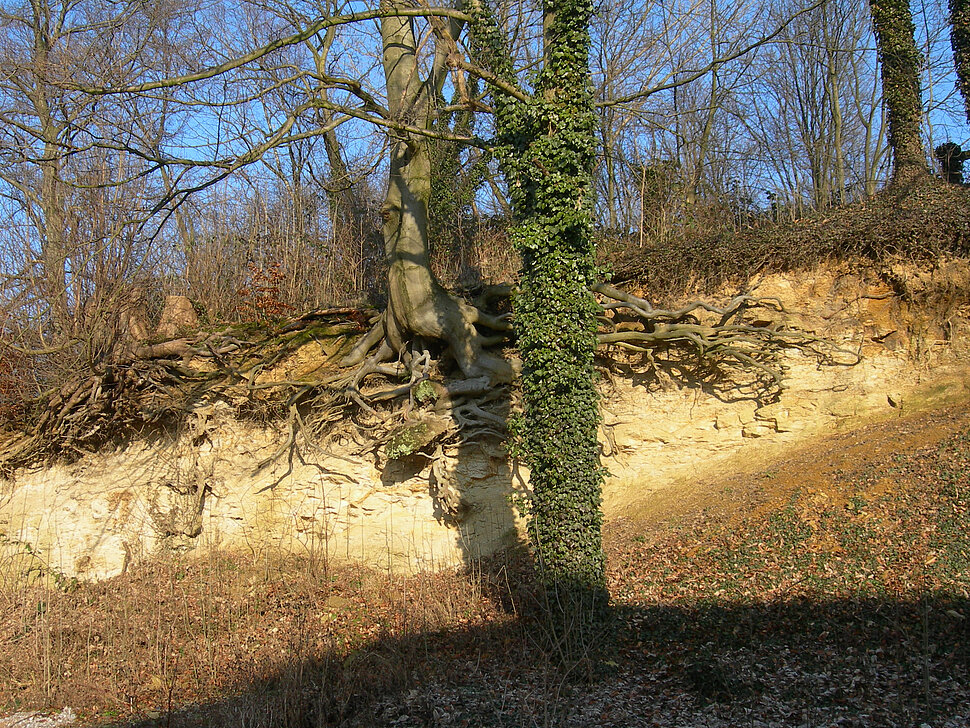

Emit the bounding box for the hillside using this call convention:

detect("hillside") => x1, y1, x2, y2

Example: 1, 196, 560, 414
1, 178, 970, 726
1, 400, 968, 727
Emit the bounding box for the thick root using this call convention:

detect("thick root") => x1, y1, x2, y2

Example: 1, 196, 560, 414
592, 283, 860, 394
339, 312, 389, 368
340, 282, 514, 384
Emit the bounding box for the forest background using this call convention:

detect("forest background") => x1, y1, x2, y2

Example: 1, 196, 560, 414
1, 0, 966, 402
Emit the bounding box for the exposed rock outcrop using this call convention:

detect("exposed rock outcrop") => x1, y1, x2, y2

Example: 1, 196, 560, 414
1, 262, 968, 582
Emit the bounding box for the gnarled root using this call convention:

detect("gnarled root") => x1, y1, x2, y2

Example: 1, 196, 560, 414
339, 277, 513, 386
592, 282, 860, 397
1, 280, 862, 474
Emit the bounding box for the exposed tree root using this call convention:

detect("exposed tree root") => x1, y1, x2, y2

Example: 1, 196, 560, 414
0, 282, 860, 474
592, 282, 859, 398
340, 283, 513, 384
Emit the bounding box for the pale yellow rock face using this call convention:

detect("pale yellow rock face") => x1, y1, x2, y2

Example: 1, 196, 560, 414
600, 263, 970, 515
0, 414, 528, 581
1, 264, 968, 582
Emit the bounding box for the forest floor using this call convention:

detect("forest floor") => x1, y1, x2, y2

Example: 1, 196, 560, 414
1, 401, 969, 727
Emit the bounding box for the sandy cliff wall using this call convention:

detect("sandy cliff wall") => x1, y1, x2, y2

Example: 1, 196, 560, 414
2, 263, 968, 582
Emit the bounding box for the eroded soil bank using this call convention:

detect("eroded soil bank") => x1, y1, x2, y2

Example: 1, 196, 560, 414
2, 261, 969, 581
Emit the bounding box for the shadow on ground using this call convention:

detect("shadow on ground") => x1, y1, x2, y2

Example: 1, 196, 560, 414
107, 590, 970, 728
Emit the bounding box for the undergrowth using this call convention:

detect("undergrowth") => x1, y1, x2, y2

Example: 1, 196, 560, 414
606, 175, 970, 303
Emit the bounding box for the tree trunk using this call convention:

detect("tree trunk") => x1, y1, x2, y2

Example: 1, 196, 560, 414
472, 0, 607, 638
28, 10, 72, 335
342, 2, 510, 382
950, 0, 970, 123
823, 3, 847, 205
870, 0, 928, 181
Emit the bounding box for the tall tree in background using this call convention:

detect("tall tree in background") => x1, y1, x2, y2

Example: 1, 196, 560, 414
870, 0, 928, 180
751, 0, 887, 209
950, 0, 970, 122
0, 0, 191, 359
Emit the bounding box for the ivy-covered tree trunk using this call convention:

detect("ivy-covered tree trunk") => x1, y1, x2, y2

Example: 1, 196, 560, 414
475, 0, 607, 635
869, 0, 928, 181
950, 0, 970, 122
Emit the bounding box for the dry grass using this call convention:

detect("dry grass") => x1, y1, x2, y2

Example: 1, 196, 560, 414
606, 175, 970, 304
0, 552, 525, 726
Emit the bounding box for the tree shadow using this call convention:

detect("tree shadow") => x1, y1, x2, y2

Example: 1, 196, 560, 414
105, 591, 970, 727
600, 322, 857, 410
370, 353, 525, 575
607, 356, 782, 408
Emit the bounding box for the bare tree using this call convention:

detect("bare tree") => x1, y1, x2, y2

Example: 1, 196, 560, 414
336, 2, 511, 381
746, 0, 888, 210
0, 0, 198, 367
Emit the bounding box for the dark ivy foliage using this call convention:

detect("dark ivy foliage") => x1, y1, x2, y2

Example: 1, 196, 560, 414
429, 79, 491, 265
870, 0, 927, 177
950, 0, 970, 123
468, 0, 607, 616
